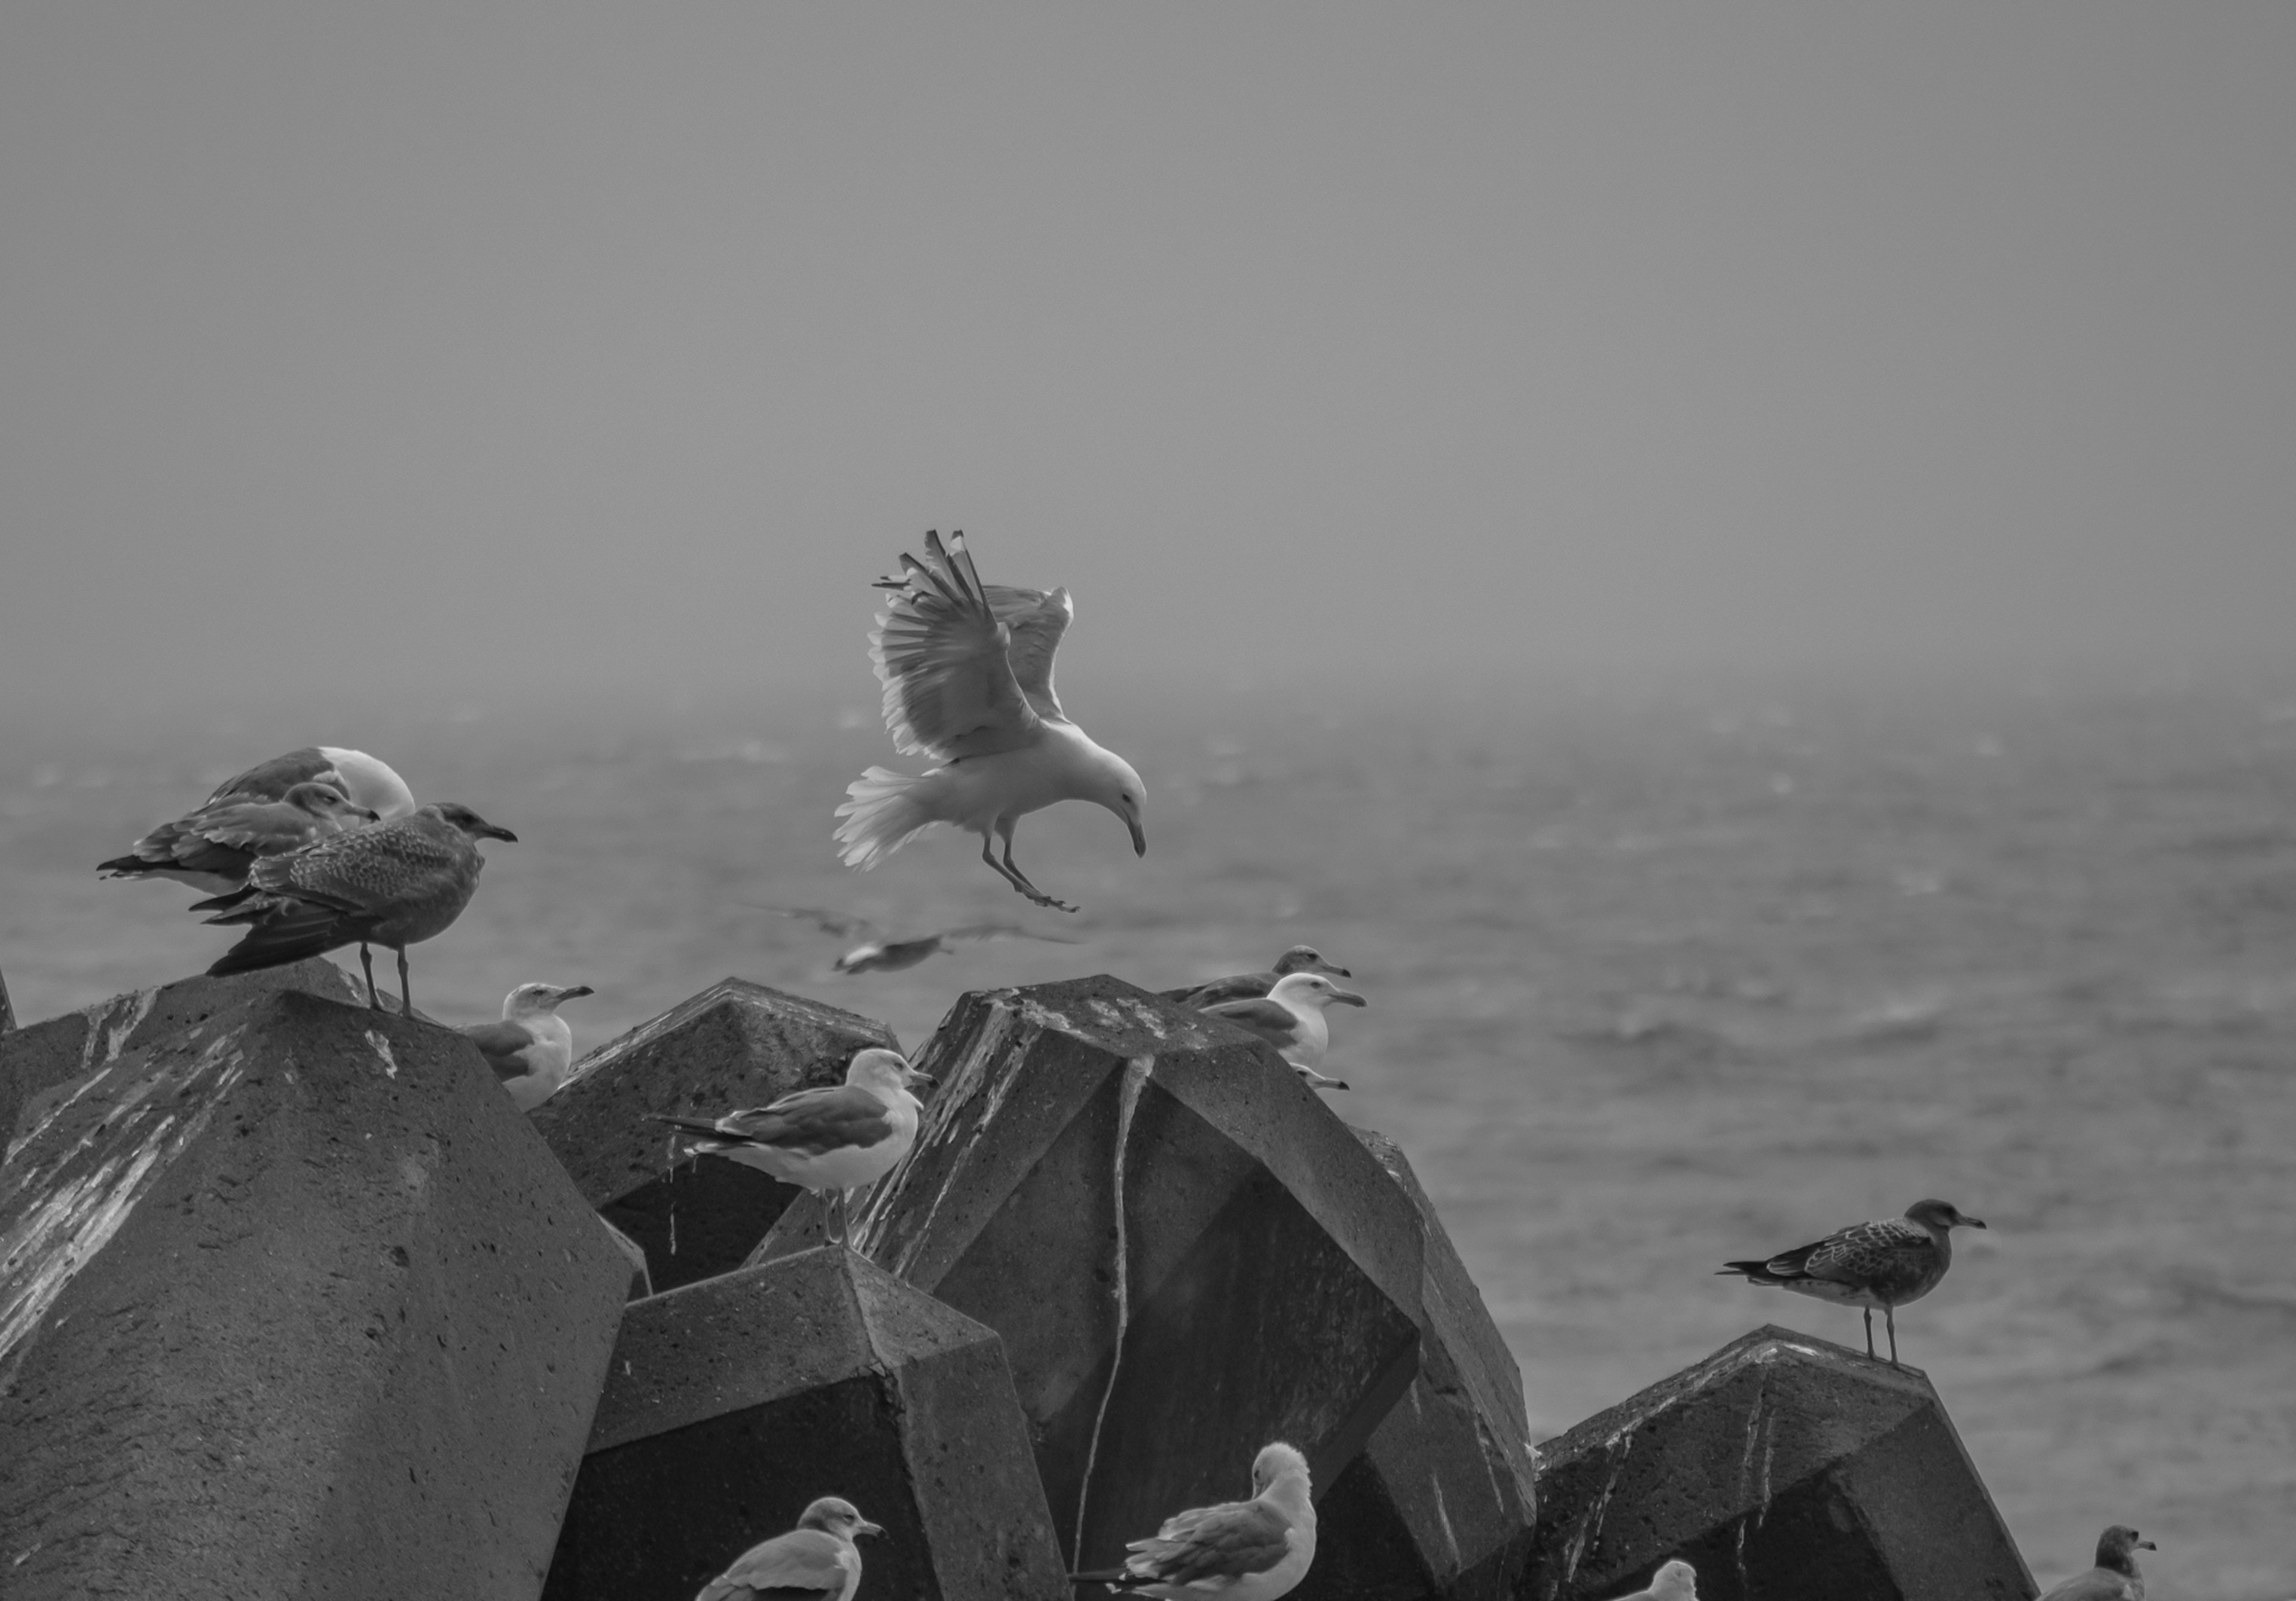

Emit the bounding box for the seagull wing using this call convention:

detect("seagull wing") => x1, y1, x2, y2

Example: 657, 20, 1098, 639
762, 905, 879, 939
937, 922, 1084, 945
983, 582, 1073, 722
698, 1528, 851, 1601
460, 1021, 536, 1078
242, 814, 463, 916
869, 531, 1042, 760
203, 746, 333, 805
707, 1086, 895, 1156
2037, 1571, 2139, 1601
1123, 1498, 1294, 1588
1176, 971, 1278, 1007
1202, 996, 1298, 1048
1797, 1216, 1938, 1285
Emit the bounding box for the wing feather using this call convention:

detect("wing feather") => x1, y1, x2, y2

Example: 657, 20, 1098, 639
704, 1529, 850, 1597
460, 1021, 536, 1076
1126, 1500, 1293, 1585
868, 531, 1041, 760
709, 1086, 894, 1156
983, 583, 1073, 722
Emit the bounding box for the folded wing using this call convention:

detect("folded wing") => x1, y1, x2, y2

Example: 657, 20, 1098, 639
1126, 1499, 1294, 1587
699, 1529, 851, 1601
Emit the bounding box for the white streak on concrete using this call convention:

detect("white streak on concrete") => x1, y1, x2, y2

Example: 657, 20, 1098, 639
1070, 1052, 1155, 1559
364, 1031, 399, 1079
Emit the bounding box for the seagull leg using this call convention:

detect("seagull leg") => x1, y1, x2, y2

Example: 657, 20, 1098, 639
396, 948, 414, 1019
1885, 1305, 1899, 1367
996, 820, 1078, 913
358, 944, 381, 1010
1863, 1307, 1876, 1360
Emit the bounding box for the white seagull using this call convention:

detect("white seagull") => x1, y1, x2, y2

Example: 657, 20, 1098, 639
835, 530, 1146, 913
1071, 1441, 1317, 1601
1201, 972, 1367, 1090
1607, 1560, 1699, 1601
460, 983, 596, 1111
694, 1496, 883, 1601
759, 905, 1082, 974
652, 1049, 934, 1245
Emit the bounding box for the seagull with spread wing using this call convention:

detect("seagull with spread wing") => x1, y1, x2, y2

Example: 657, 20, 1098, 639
1163, 946, 1353, 1009
694, 1497, 883, 1601
835, 531, 1146, 912
462, 983, 594, 1111
99, 782, 380, 893
761, 905, 1083, 974
1717, 1198, 1987, 1365
652, 1048, 934, 1245
1071, 1441, 1316, 1601
193, 802, 516, 1016
2040, 1526, 2156, 1601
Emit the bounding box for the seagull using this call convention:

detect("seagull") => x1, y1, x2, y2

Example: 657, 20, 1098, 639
1162, 946, 1352, 1009
1200, 972, 1367, 1090
2040, 1526, 2156, 1601
461, 983, 596, 1111
651, 1048, 935, 1245
834, 531, 1146, 913
1606, 1560, 1697, 1601
1717, 1198, 1987, 1365
1070, 1441, 1316, 1601
694, 1497, 883, 1601
193, 802, 516, 1017
201, 745, 418, 821
99, 782, 380, 894
760, 905, 1082, 974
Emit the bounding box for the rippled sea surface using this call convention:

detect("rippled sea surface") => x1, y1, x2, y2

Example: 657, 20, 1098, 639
5, 675, 2293, 1599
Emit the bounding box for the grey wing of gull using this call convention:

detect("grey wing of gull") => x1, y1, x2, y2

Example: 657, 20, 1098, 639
714, 1086, 894, 1156
983, 582, 1073, 722
205, 747, 332, 805
1202, 996, 1297, 1047
869, 531, 1042, 760
1128, 1499, 1292, 1586
1801, 1217, 1933, 1285
460, 1021, 535, 1077
700, 1528, 849, 1600
1179, 971, 1278, 1007
2038, 1572, 2139, 1601
938, 922, 1083, 945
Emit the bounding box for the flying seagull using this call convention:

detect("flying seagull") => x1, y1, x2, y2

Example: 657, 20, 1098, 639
1163, 946, 1352, 1009
1200, 971, 1367, 1090
1607, 1560, 1698, 1601
462, 983, 595, 1111
761, 905, 1082, 974
99, 782, 379, 894
194, 802, 516, 1016
1071, 1441, 1317, 1601
835, 531, 1146, 913
652, 1048, 933, 1245
695, 1497, 883, 1601
1717, 1198, 1986, 1365
2039, 1526, 2156, 1601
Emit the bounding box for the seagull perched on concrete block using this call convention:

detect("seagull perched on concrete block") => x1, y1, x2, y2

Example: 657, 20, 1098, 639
835, 531, 1146, 913
100, 782, 379, 894
1200, 972, 1367, 1090
2040, 1526, 2156, 1601
1071, 1441, 1316, 1601
1605, 1560, 1698, 1600
1718, 1198, 1986, 1365
695, 1496, 883, 1601
652, 1048, 933, 1245
1164, 946, 1352, 1009
461, 983, 595, 1111
194, 802, 515, 1017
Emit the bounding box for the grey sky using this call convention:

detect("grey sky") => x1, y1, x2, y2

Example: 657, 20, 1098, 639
5, 4, 2292, 713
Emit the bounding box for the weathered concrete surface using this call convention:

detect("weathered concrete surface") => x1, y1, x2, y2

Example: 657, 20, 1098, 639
1525, 1325, 2035, 1601
1, 958, 363, 1142
1290, 1129, 1536, 1601
0, 966, 14, 1034
542, 1246, 1067, 1601
754, 976, 1427, 1577
529, 977, 898, 1291
0, 989, 631, 1601
599, 1213, 655, 1300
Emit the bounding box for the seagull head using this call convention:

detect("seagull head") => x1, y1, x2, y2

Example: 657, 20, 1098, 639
847, 1047, 936, 1100
505, 982, 593, 1018
1079, 747, 1148, 857
1273, 945, 1350, 979
1904, 1199, 1985, 1233
283, 782, 381, 826
431, 802, 518, 843
1268, 972, 1367, 1012
795, 1497, 884, 1541
2097, 1526, 2155, 1566
1249, 1442, 1312, 1502
1651, 1559, 1699, 1599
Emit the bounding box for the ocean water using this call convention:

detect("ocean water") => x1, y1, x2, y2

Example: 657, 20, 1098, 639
4, 674, 2293, 1599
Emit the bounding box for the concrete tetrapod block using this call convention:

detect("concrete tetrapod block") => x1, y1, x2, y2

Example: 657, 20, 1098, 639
529, 977, 899, 1292
0, 989, 631, 1601
1288, 1128, 1537, 1601
753, 974, 1427, 1579
541, 1245, 1068, 1601
0, 957, 363, 1141
1523, 1325, 2035, 1601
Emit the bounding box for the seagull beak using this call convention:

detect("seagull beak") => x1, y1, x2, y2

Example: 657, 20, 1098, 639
2136, 1539, 2156, 1551
1326, 964, 1352, 977
906, 1068, 937, 1088
359, 808, 381, 823
857, 1519, 885, 1538
561, 985, 594, 1000
1964, 1215, 1987, 1229
480, 823, 518, 842
1331, 988, 1367, 1007
1127, 817, 1147, 857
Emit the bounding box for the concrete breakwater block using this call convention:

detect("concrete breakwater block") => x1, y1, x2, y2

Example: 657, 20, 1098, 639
755, 975, 1427, 1578
0, 988, 631, 1601
1, 957, 362, 1141
1525, 1325, 2034, 1601
529, 977, 899, 1293
541, 1245, 1068, 1601
1293, 1129, 1537, 1601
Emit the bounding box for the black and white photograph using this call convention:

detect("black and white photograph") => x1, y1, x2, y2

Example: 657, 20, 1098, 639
2, 7, 2291, 1599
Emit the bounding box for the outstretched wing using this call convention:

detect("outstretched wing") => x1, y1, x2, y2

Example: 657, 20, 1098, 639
869, 531, 1042, 760
983, 582, 1072, 723
1124, 1498, 1294, 1587
938, 922, 1083, 946
760, 905, 878, 939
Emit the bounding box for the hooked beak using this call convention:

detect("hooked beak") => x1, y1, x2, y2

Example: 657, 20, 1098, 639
1127, 817, 1147, 857
1326, 964, 1352, 978
1331, 988, 1367, 1008
2136, 1539, 2156, 1551
856, 1519, 886, 1538
560, 985, 594, 1000
906, 1068, 937, 1089
1964, 1215, 1987, 1229
480, 823, 518, 842
357, 807, 381, 823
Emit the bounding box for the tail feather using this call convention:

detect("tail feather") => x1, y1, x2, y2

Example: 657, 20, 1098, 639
833, 766, 938, 869
1717, 1259, 1790, 1282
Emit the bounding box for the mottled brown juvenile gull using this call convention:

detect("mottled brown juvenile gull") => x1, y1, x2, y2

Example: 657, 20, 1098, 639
202, 744, 418, 820
652, 1049, 933, 1245
2040, 1526, 2156, 1601
1718, 1198, 1986, 1365
99, 782, 378, 894
1163, 945, 1352, 1008
835, 531, 1146, 913
694, 1496, 882, 1601
762, 905, 1082, 974
1605, 1560, 1697, 1600
1070, 1442, 1315, 1601
462, 983, 594, 1112
1201, 971, 1367, 1090
195, 802, 515, 1016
